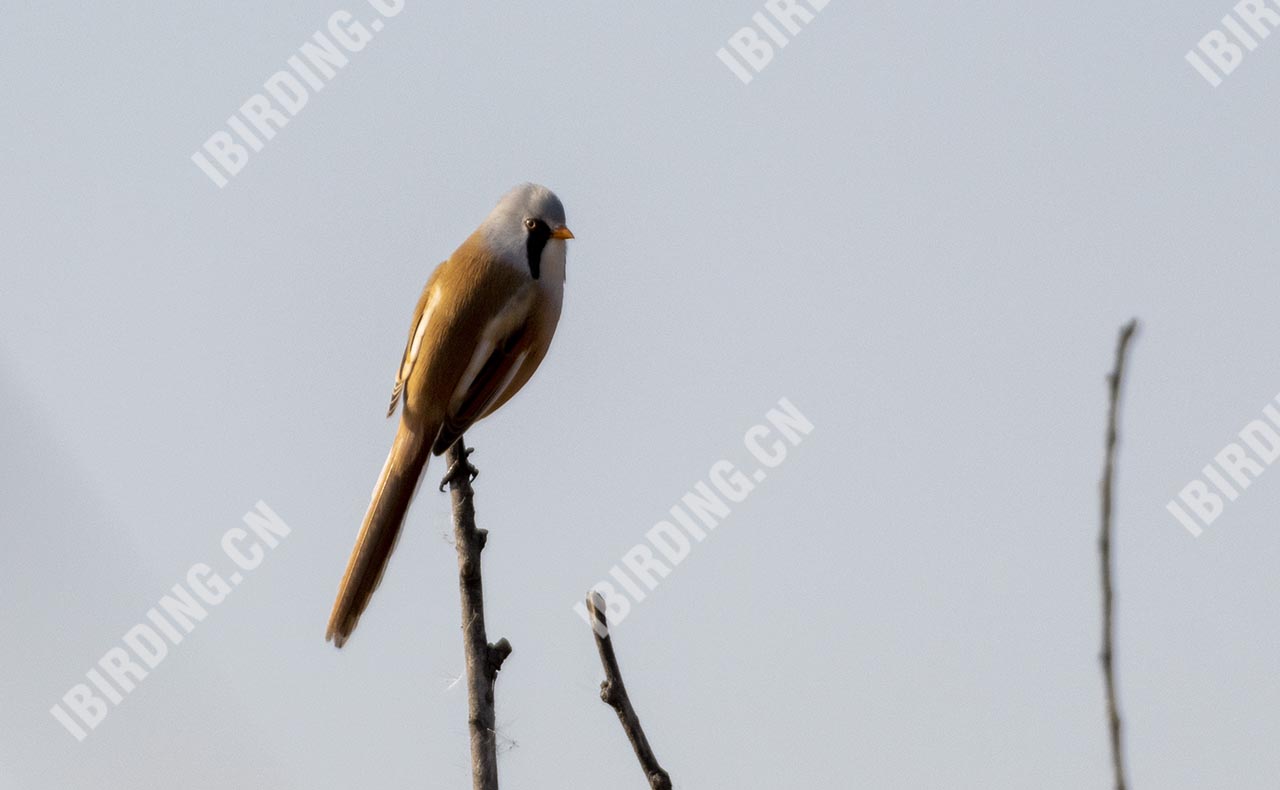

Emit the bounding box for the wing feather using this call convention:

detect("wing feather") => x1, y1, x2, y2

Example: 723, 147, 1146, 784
387, 281, 440, 418
431, 290, 538, 455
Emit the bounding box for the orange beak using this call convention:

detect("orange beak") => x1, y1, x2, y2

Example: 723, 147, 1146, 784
551, 225, 575, 240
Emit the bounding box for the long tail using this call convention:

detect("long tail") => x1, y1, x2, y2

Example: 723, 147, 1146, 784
327, 424, 433, 647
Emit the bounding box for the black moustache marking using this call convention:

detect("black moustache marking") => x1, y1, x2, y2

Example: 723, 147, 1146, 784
525, 220, 551, 280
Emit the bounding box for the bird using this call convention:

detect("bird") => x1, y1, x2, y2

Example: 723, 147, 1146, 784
326, 183, 574, 647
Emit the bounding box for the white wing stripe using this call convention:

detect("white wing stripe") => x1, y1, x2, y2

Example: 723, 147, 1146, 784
403, 286, 440, 380
450, 337, 496, 412
449, 286, 536, 411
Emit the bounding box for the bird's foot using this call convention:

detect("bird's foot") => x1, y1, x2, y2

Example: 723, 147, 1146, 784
439, 446, 479, 492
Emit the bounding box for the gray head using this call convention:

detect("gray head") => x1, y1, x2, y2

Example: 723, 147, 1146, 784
479, 183, 573, 279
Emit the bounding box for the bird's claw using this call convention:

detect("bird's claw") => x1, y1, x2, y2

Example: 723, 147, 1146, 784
439, 446, 479, 492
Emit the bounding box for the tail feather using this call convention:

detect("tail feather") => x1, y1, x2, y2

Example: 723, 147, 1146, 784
327, 424, 432, 647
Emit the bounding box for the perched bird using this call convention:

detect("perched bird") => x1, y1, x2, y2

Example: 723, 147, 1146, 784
326, 183, 574, 647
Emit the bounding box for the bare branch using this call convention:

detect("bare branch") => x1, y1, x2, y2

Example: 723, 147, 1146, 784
587, 593, 672, 790
446, 439, 511, 790
1099, 319, 1137, 790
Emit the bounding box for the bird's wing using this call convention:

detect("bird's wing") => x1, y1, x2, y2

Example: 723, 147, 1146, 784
430, 284, 539, 456
386, 274, 442, 418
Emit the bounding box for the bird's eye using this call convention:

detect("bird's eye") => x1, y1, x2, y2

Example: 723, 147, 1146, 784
524, 218, 538, 231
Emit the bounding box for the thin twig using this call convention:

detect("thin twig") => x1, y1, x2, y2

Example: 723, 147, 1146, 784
587, 592, 672, 790
1099, 319, 1137, 790
446, 439, 512, 790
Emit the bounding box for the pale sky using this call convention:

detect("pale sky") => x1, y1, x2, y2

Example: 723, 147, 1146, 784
3, 1, 1280, 788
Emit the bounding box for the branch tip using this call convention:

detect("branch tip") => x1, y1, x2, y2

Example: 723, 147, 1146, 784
1098, 320, 1137, 790
586, 589, 671, 789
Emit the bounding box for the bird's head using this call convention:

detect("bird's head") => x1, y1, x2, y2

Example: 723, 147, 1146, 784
480, 183, 573, 280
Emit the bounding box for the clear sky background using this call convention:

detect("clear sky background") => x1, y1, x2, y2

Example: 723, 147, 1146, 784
2, 1, 1279, 788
